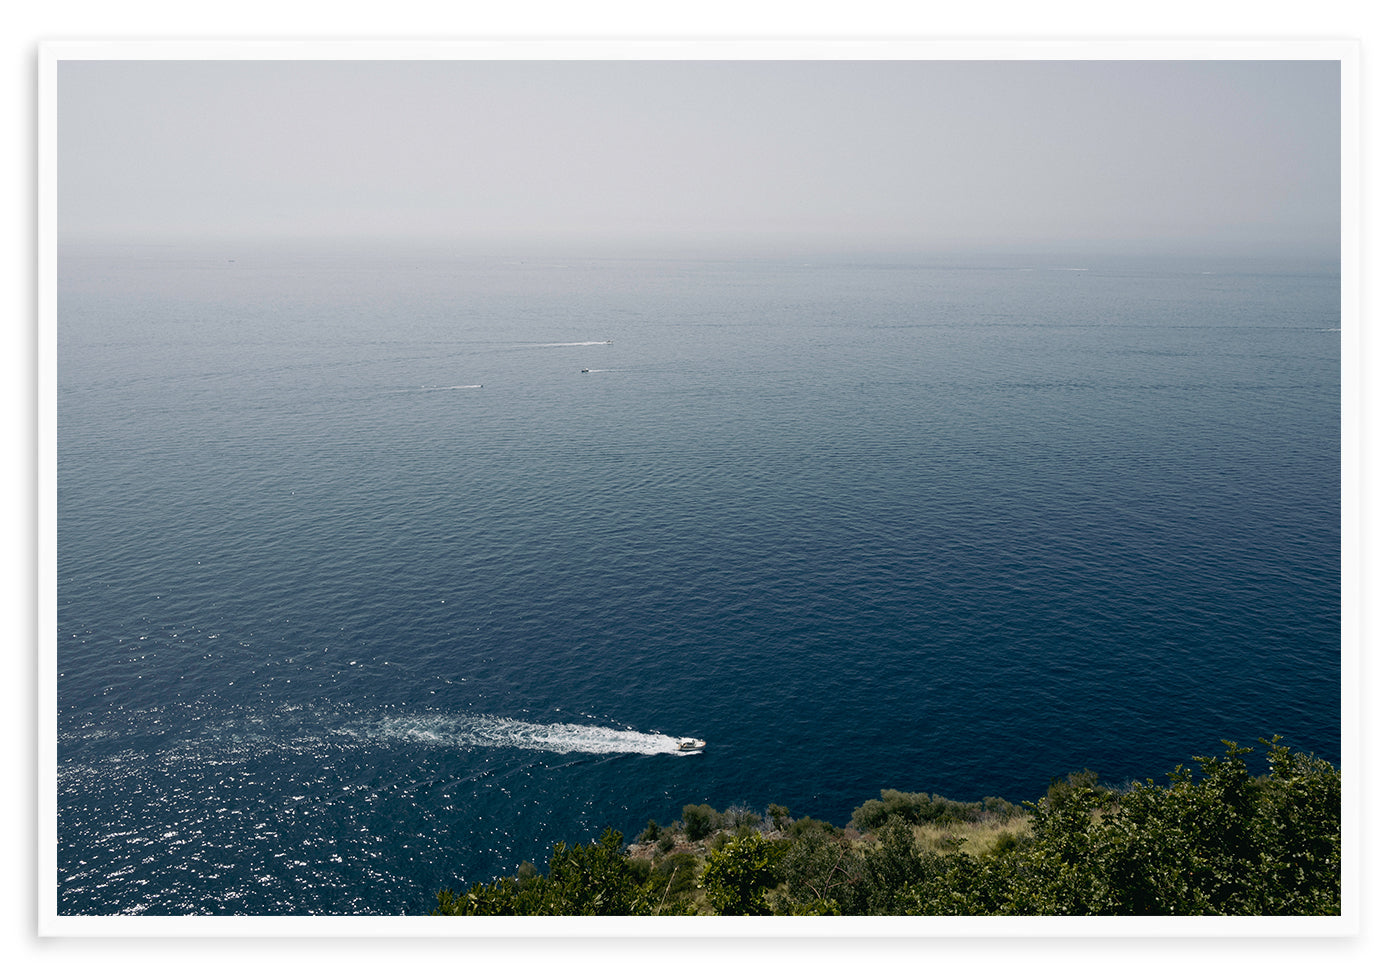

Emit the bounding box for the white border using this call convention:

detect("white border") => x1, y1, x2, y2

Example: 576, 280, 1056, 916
38, 36, 1357, 62
36, 37, 1359, 943
37, 41, 58, 938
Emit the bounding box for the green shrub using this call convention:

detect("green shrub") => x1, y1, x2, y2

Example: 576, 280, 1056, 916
434, 828, 655, 916
723, 804, 761, 832
785, 815, 839, 839
857, 818, 933, 914
1043, 768, 1115, 812
850, 789, 981, 831
1018, 739, 1340, 915
682, 803, 721, 841
701, 832, 779, 915
650, 853, 701, 914
774, 829, 860, 915
988, 830, 1029, 857
980, 796, 1020, 821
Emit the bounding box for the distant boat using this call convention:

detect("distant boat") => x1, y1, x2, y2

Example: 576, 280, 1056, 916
676, 737, 705, 752
581, 368, 590, 373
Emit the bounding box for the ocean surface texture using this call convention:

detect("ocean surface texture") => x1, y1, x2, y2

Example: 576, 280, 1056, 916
56, 245, 1341, 915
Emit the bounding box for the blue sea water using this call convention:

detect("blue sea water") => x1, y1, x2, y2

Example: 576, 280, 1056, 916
55, 243, 1341, 915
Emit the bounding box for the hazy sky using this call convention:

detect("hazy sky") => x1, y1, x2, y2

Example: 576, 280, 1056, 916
57, 58, 1340, 254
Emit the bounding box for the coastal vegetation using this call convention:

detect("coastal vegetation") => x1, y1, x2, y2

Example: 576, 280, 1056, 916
430, 737, 1340, 916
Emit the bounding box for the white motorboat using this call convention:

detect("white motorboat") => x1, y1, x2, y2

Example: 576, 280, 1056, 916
676, 737, 705, 752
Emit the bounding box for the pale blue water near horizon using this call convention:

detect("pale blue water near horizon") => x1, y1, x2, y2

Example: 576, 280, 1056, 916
56, 242, 1340, 914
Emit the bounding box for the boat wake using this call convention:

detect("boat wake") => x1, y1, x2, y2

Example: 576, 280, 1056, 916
377, 713, 702, 756
59, 705, 703, 781
524, 341, 612, 349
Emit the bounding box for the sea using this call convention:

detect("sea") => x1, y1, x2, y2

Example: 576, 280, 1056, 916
54, 241, 1342, 915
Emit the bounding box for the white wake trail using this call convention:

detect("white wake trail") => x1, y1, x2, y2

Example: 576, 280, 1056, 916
377, 714, 702, 756
525, 341, 612, 349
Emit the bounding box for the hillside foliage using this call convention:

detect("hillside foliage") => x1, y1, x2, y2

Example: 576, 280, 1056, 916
431, 737, 1340, 916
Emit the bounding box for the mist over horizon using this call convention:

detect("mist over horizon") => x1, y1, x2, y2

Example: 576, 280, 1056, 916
57, 230, 1339, 269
